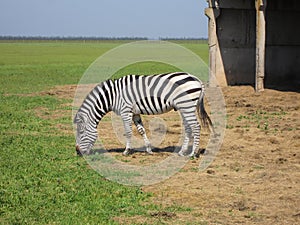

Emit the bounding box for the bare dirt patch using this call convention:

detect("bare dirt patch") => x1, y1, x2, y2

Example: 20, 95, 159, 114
39, 85, 78, 100
44, 85, 300, 224
140, 86, 299, 225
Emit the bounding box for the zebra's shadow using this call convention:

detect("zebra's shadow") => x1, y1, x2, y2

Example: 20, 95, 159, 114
92, 146, 206, 157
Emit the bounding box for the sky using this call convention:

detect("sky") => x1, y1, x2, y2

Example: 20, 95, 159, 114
0, 0, 208, 39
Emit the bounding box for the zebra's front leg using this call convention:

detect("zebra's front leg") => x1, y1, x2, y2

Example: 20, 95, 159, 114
122, 113, 133, 156
133, 115, 153, 154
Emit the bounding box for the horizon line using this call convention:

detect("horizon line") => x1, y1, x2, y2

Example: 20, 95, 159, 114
0, 35, 208, 41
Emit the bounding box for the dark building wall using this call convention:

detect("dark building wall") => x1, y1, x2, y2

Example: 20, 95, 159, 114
266, 0, 300, 86
216, 0, 256, 85
211, 0, 300, 88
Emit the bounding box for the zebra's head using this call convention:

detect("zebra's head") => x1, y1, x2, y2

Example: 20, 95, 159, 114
74, 111, 98, 156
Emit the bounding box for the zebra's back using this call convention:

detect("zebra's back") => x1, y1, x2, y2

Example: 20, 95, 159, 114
114, 72, 203, 115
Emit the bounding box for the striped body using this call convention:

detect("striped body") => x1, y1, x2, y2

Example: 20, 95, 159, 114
74, 72, 212, 157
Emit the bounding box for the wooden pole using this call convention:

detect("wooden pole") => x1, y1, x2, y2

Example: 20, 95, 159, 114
205, 1, 224, 87
255, 0, 267, 92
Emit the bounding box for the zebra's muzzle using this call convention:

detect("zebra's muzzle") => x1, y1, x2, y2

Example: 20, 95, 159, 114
76, 145, 83, 157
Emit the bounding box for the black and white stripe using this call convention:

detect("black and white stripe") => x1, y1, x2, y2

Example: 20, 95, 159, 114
74, 72, 213, 157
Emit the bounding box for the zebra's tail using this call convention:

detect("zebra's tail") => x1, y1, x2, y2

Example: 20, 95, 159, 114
197, 84, 214, 133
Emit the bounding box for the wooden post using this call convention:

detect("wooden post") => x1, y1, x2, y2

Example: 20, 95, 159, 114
205, 0, 227, 87
255, 0, 267, 92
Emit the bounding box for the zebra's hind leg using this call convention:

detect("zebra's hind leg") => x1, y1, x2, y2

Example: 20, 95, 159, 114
178, 111, 200, 157
178, 125, 192, 156
178, 112, 192, 156
133, 114, 153, 154
189, 123, 201, 157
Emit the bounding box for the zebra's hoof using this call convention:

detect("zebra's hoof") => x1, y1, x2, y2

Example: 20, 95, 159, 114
188, 154, 195, 159
123, 149, 132, 156
178, 152, 185, 157
146, 150, 153, 155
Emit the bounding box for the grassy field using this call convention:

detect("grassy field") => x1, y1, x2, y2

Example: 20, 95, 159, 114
0, 40, 208, 224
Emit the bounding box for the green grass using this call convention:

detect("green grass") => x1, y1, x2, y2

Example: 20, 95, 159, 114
0, 40, 208, 94
234, 110, 287, 132
112, 61, 181, 80
0, 40, 209, 224
0, 42, 119, 94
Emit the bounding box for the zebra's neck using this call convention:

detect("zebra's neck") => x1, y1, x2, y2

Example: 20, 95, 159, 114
81, 80, 114, 126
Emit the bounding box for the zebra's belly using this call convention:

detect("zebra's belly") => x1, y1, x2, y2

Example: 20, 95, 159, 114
138, 106, 174, 115
133, 99, 174, 115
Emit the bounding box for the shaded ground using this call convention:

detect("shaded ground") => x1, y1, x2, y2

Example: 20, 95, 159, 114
40, 85, 299, 224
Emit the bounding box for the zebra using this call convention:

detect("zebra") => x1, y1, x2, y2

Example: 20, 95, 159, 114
74, 72, 213, 157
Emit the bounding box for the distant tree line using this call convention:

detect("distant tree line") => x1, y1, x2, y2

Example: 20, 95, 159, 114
0, 36, 208, 42
0, 36, 148, 41
160, 37, 207, 41
160, 37, 208, 44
